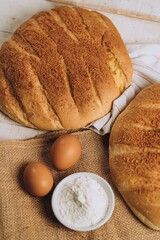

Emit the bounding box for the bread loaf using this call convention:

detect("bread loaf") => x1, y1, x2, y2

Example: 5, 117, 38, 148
0, 6, 132, 130
109, 84, 160, 230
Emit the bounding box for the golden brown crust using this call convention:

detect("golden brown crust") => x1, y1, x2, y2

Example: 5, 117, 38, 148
0, 6, 132, 130
0, 67, 34, 127
109, 84, 160, 230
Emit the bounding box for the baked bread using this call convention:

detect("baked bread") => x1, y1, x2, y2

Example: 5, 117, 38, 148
109, 84, 160, 230
0, 6, 132, 130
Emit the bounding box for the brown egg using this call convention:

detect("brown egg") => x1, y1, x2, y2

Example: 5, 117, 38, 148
23, 162, 54, 197
50, 134, 81, 170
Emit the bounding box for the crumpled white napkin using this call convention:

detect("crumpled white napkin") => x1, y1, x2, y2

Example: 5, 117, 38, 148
89, 44, 160, 135
0, 44, 160, 140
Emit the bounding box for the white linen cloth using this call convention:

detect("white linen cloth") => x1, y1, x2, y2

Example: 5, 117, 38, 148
0, 44, 160, 140
89, 44, 160, 135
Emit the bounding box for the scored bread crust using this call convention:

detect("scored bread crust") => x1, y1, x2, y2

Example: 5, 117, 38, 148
109, 84, 160, 230
0, 6, 132, 130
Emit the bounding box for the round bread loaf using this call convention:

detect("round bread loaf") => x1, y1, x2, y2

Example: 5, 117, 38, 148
0, 6, 132, 130
109, 84, 160, 230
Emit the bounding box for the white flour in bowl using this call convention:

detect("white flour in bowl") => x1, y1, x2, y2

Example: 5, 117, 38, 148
58, 176, 109, 227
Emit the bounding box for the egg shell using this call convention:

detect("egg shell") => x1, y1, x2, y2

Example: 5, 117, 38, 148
23, 162, 54, 197
50, 134, 81, 170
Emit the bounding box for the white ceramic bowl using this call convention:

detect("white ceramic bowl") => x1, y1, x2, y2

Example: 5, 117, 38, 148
51, 172, 115, 232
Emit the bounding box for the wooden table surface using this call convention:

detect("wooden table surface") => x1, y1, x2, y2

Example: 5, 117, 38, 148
0, 0, 159, 140
0, 0, 160, 46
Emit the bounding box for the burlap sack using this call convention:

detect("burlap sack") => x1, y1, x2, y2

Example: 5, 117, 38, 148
0, 130, 160, 240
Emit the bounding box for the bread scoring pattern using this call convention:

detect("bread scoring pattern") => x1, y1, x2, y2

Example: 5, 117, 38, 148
109, 84, 160, 230
0, 6, 132, 130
